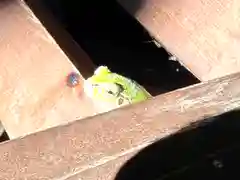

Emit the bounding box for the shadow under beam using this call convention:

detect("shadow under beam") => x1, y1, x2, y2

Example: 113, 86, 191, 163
115, 109, 240, 180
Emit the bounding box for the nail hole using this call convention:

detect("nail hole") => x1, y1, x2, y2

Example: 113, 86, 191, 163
67, 72, 80, 87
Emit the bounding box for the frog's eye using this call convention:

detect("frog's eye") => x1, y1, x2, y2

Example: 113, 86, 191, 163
105, 83, 124, 96
116, 83, 124, 93
107, 90, 114, 95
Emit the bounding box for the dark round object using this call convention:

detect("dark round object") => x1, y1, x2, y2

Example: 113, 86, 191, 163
67, 72, 81, 87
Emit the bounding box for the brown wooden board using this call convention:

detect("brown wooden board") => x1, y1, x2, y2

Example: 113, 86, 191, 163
117, 0, 240, 81
0, 72, 240, 179
0, 0, 101, 139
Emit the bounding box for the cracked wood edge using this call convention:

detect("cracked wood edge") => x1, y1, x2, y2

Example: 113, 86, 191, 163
0, 0, 101, 139
117, 0, 240, 81
0, 72, 240, 179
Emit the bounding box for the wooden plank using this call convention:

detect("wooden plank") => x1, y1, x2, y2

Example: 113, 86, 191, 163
0, 72, 240, 179
117, 0, 240, 81
0, 0, 102, 139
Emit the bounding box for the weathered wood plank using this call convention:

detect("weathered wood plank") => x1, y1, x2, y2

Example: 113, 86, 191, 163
0, 72, 240, 179
117, 0, 240, 81
0, 0, 100, 139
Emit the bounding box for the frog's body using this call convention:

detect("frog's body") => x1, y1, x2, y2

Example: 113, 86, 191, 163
84, 66, 152, 107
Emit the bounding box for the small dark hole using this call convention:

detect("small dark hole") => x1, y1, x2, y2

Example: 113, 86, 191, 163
118, 98, 124, 105
66, 72, 80, 87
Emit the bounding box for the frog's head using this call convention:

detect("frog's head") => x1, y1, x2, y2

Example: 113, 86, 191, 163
84, 66, 129, 106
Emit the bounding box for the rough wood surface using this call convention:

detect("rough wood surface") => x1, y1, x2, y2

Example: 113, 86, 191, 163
117, 0, 240, 81
0, 72, 240, 179
0, 0, 100, 139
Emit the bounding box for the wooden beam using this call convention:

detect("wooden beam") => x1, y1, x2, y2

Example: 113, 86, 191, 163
0, 0, 100, 139
0, 72, 240, 179
117, 0, 240, 81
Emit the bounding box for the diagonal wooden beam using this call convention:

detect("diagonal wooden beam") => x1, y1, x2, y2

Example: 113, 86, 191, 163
0, 0, 101, 139
117, 0, 240, 81
0, 72, 239, 179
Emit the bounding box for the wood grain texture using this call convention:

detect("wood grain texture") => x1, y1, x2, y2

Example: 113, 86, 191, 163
117, 0, 240, 81
0, 0, 101, 139
0, 72, 240, 179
